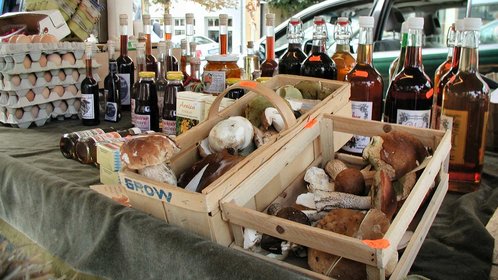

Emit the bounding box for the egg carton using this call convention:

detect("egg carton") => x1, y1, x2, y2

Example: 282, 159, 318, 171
0, 103, 51, 128
0, 85, 84, 108
51, 98, 80, 119
0, 69, 99, 91
0, 42, 85, 60
0, 56, 100, 76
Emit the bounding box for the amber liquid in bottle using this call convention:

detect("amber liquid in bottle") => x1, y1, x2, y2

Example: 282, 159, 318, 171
279, 18, 306, 75
261, 35, 278, 77
301, 17, 337, 80
332, 18, 356, 81
220, 33, 228, 55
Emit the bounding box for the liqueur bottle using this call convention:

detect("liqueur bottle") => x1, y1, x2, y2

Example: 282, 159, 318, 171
116, 14, 134, 111
165, 40, 179, 72
180, 39, 190, 82
163, 71, 184, 136
300, 16, 337, 80
278, 18, 307, 76
143, 14, 158, 77
131, 39, 146, 125
260, 13, 278, 77
433, 19, 464, 129
104, 40, 122, 123
388, 21, 408, 82
184, 45, 203, 92
186, 13, 195, 55
243, 41, 260, 80
219, 14, 228, 55
441, 17, 490, 192
383, 17, 433, 128
135, 71, 160, 132
156, 41, 168, 128
434, 23, 456, 92
331, 17, 356, 81
80, 41, 100, 126
343, 16, 384, 154
164, 13, 173, 41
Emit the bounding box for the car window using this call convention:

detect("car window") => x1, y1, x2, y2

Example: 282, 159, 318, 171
194, 36, 213, 45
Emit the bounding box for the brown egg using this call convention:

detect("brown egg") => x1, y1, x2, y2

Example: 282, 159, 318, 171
31, 105, 39, 118
11, 75, 21, 87
42, 87, 50, 99
53, 85, 65, 97
67, 84, 78, 95
40, 34, 58, 43
28, 73, 37, 85
61, 53, 75, 65
31, 35, 42, 43
39, 54, 48, 67
47, 53, 62, 66
16, 35, 31, 44
44, 71, 52, 82
58, 70, 66, 81
46, 103, 54, 114
58, 100, 68, 112
26, 90, 35, 102
15, 108, 23, 119
71, 69, 80, 81
73, 99, 81, 111
8, 35, 19, 44
23, 55, 32, 69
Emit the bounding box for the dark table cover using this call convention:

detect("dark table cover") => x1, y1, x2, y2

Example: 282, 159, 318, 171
0, 114, 496, 280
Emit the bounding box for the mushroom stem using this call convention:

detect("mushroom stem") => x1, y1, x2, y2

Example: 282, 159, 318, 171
315, 192, 371, 211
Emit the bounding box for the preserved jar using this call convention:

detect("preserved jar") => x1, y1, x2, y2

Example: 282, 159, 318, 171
203, 54, 241, 95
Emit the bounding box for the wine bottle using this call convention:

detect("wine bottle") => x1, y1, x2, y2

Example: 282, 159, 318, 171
164, 13, 173, 41
278, 18, 307, 76
441, 17, 490, 192
180, 39, 190, 82
163, 71, 184, 136
332, 17, 356, 81
260, 13, 278, 77
104, 40, 122, 123
383, 17, 433, 128
165, 40, 179, 73
116, 14, 134, 111
388, 21, 408, 82
131, 39, 146, 125
143, 14, 158, 77
80, 41, 100, 126
219, 14, 229, 55
156, 41, 168, 129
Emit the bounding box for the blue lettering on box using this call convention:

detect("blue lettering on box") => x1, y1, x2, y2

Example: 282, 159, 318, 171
123, 178, 173, 203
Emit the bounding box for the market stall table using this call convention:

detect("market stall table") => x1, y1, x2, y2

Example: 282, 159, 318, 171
0, 113, 496, 279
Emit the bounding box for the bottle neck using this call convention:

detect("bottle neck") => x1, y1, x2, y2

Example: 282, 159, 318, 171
109, 61, 117, 74
145, 25, 152, 55
404, 29, 423, 68
459, 30, 480, 73
400, 32, 408, 48
157, 53, 166, 80
311, 37, 326, 53
190, 60, 201, 79
137, 48, 146, 73
220, 25, 228, 55
120, 26, 128, 56
266, 35, 275, 60
86, 59, 93, 78
164, 25, 172, 41
335, 43, 350, 53
180, 48, 188, 72
356, 26, 374, 64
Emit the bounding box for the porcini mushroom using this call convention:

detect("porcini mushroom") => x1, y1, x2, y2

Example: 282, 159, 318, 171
261, 107, 285, 132
208, 116, 254, 153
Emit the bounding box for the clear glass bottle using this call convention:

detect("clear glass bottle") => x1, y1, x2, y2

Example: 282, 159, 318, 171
163, 71, 184, 136
180, 39, 190, 82
278, 18, 307, 76
164, 13, 173, 41
388, 21, 408, 82
156, 41, 168, 129
384, 17, 433, 128
219, 14, 229, 55
80, 41, 100, 126
143, 14, 158, 77
131, 39, 146, 125
260, 13, 278, 77
343, 16, 383, 154
135, 71, 160, 132
186, 13, 195, 55
332, 17, 356, 81
433, 19, 464, 129
116, 14, 134, 111
300, 16, 337, 80
104, 40, 121, 123
165, 40, 179, 73
441, 17, 490, 192
243, 41, 260, 80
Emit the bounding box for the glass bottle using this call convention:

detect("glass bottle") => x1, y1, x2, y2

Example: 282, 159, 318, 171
300, 16, 337, 80
131, 39, 146, 125
243, 41, 260, 80
60, 128, 111, 159
332, 17, 356, 81
219, 14, 228, 55
165, 40, 179, 72
441, 17, 490, 192
433, 19, 464, 129
186, 13, 194, 55
164, 13, 173, 41
116, 14, 134, 111
389, 21, 408, 82
156, 41, 168, 129
226, 78, 245, 99
184, 46, 203, 92
343, 16, 384, 154
135, 71, 160, 132
260, 13, 278, 77
383, 17, 433, 128
143, 14, 158, 77
180, 39, 190, 82
81, 41, 100, 126
434, 23, 456, 93
104, 40, 122, 123
163, 71, 184, 136
278, 18, 307, 76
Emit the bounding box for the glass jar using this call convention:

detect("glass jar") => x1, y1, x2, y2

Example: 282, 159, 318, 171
202, 54, 241, 95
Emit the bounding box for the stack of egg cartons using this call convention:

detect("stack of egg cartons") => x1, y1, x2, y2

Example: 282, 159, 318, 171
0, 38, 100, 128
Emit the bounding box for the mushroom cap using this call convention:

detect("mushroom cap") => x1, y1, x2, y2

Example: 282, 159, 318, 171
334, 168, 366, 195
208, 116, 254, 153
120, 134, 180, 169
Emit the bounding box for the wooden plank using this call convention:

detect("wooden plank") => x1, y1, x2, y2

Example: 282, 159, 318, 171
390, 175, 449, 279
208, 212, 233, 246
320, 114, 335, 164
223, 202, 377, 266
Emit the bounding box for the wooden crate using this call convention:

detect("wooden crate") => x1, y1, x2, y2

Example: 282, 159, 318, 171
119, 75, 351, 246
220, 114, 451, 279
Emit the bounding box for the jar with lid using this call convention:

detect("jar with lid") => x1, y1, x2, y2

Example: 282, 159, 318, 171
202, 54, 241, 95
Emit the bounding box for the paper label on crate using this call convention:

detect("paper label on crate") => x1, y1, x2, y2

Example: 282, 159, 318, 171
117, 73, 131, 106
177, 98, 204, 120
81, 93, 95, 119
104, 100, 119, 122
442, 110, 469, 165
396, 109, 430, 128
342, 101, 373, 154
122, 178, 173, 203
202, 71, 225, 94
135, 114, 151, 132
162, 119, 176, 136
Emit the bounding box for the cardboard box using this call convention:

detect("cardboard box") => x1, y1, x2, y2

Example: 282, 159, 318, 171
97, 142, 123, 172
100, 166, 121, 185
176, 91, 210, 135
0, 10, 70, 40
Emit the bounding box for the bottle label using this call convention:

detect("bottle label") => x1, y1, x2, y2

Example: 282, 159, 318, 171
441, 110, 466, 165
105, 101, 119, 122
202, 71, 225, 94
74, 128, 105, 138
162, 119, 176, 136
91, 132, 122, 143
396, 109, 431, 128
135, 114, 151, 132
81, 93, 95, 119
342, 101, 373, 153
117, 73, 131, 105
131, 99, 136, 125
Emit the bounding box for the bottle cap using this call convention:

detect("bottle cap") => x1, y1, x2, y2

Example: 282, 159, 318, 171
247, 41, 254, 48
289, 17, 301, 26
455, 19, 465, 31
186, 13, 194, 24
359, 16, 374, 28
119, 14, 128, 25
167, 71, 184, 80
181, 39, 187, 49
401, 21, 408, 33
139, 71, 155, 78
313, 16, 326, 25
463, 17, 482, 31
142, 14, 151, 26
266, 13, 275, 26
337, 17, 349, 25
205, 54, 239, 62
164, 14, 172, 25
406, 17, 424, 30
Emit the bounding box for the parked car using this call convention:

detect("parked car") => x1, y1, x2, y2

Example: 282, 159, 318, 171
256, 0, 498, 88
171, 35, 219, 60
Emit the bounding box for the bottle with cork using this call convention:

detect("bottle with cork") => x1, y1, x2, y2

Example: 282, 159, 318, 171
260, 13, 278, 77
243, 41, 260, 80
164, 14, 173, 41
156, 41, 168, 128
142, 14, 158, 77
116, 14, 134, 111
131, 37, 146, 125
332, 17, 356, 81
80, 41, 100, 126
104, 40, 122, 123
278, 18, 307, 76
186, 13, 195, 54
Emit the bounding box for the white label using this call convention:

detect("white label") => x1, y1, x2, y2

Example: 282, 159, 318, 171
342, 101, 373, 153
162, 119, 176, 136
440, 114, 453, 132
396, 109, 431, 128
131, 99, 136, 125
74, 128, 105, 138
105, 101, 118, 122
117, 73, 131, 105
81, 93, 95, 119
202, 71, 225, 94
135, 114, 151, 131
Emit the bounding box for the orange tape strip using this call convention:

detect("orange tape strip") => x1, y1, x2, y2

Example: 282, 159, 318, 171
362, 239, 390, 249
304, 118, 318, 128
239, 80, 257, 88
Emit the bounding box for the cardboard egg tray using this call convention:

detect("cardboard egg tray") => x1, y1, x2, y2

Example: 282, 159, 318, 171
0, 42, 85, 61
0, 68, 95, 91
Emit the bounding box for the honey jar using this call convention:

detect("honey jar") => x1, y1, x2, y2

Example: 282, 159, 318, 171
202, 54, 241, 95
